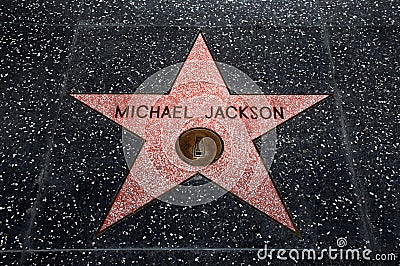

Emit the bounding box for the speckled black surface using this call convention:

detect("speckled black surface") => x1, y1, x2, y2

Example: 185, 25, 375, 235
1, 1, 399, 265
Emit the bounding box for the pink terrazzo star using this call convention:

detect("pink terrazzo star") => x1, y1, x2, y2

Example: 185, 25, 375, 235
70, 33, 330, 235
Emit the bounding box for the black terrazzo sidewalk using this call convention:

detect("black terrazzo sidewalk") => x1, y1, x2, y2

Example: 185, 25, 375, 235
1, 1, 399, 265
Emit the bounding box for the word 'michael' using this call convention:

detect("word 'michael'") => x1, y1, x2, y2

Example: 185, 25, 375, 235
115, 105, 285, 120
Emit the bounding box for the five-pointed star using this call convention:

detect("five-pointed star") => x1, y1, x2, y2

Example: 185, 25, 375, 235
70, 33, 330, 235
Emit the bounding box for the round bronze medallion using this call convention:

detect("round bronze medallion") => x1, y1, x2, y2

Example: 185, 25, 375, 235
176, 128, 224, 167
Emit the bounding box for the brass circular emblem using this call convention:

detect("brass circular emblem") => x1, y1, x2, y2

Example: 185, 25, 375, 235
176, 128, 224, 166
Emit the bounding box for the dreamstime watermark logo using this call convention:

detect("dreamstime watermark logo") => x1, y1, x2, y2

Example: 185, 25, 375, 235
257, 238, 397, 263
